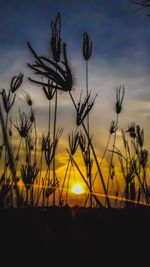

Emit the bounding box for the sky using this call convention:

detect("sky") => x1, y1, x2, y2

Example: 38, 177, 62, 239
0, 0, 150, 202
0, 0, 149, 133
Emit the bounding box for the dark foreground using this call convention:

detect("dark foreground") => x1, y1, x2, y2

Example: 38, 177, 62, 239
1, 206, 150, 264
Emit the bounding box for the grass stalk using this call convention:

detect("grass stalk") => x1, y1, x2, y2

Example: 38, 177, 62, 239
59, 156, 71, 206
69, 91, 111, 207
53, 90, 57, 205
67, 149, 103, 207
0, 105, 22, 207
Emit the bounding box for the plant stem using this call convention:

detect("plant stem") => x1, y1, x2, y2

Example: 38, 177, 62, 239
65, 162, 71, 204
85, 60, 92, 207
69, 91, 111, 207
105, 114, 119, 207
68, 150, 103, 207
136, 170, 149, 203
92, 134, 111, 189
0, 106, 22, 207
4, 113, 9, 169
33, 108, 37, 165
59, 156, 71, 206
48, 100, 51, 137
36, 151, 43, 206
53, 90, 57, 205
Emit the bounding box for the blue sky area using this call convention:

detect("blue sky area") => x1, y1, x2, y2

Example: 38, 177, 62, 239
0, 0, 149, 62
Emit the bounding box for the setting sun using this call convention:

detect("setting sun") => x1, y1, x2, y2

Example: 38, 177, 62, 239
72, 183, 83, 195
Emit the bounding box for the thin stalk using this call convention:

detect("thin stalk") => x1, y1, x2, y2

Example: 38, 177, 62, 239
105, 114, 119, 207
4, 113, 9, 169
86, 60, 92, 207
84, 193, 90, 207
67, 150, 103, 207
135, 170, 149, 203
86, 61, 90, 135
32, 108, 37, 165
65, 161, 71, 204
0, 106, 22, 207
42, 167, 49, 207
92, 134, 111, 188
26, 189, 29, 206
36, 151, 43, 206
48, 100, 51, 137
69, 91, 111, 207
47, 167, 50, 207
37, 167, 49, 207
53, 90, 57, 205
84, 133, 112, 206
59, 156, 71, 205
143, 167, 149, 194
25, 136, 31, 165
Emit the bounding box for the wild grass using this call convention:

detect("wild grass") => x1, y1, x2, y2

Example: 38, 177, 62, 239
0, 13, 149, 209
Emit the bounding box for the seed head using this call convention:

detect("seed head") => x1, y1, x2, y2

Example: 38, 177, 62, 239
76, 92, 97, 126
51, 12, 61, 63
45, 178, 59, 198
83, 32, 92, 61
27, 41, 74, 92
11, 110, 33, 138
136, 125, 144, 148
0, 89, 16, 114
10, 73, 23, 93
115, 85, 125, 114
140, 149, 148, 168
23, 91, 33, 106
21, 163, 39, 190
39, 134, 49, 152
44, 129, 62, 167
42, 79, 56, 100
30, 109, 35, 123
79, 132, 87, 152
109, 120, 117, 134
126, 122, 136, 139
69, 131, 79, 155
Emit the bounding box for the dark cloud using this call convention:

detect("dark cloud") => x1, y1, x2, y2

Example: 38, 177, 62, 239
0, 0, 149, 62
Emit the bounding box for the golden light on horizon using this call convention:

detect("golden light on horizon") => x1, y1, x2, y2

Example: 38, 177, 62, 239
71, 183, 84, 195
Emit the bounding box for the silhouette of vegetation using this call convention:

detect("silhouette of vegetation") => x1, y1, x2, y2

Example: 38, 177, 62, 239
0, 12, 149, 209
129, 0, 150, 16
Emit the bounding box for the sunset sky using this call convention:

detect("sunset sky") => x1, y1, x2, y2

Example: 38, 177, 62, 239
0, 0, 150, 204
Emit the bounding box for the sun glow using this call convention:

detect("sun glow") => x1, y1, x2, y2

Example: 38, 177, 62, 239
72, 183, 83, 195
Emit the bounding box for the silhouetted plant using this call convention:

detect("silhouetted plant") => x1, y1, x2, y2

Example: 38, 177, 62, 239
129, 0, 150, 16
21, 163, 39, 190
82, 32, 93, 207
10, 73, 23, 93
76, 92, 97, 126
22, 91, 33, 106
42, 79, 56, 100
0, 105, 22, 207
11, 110, 33, 138
116, 86, 125, 114
105, 85, 125, 207
0, 89, 16, 115
21, 162, 39, 205
27, 42, 74, 92
51, 12, 61, 63
69, 131, 79, 155
83, 32, 92, 61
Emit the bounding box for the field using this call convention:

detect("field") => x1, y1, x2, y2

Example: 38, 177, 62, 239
1, 206, 150, 264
